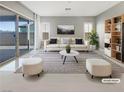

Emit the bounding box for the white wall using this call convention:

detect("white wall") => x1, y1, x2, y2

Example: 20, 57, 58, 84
96, 2, 124, 52
40, 16, 96, 38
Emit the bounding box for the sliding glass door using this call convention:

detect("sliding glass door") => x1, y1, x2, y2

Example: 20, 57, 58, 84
29, 20, 34, 50
18, 17, 29, 55
0, 6, 16, 63
0, 6, 34, 66
18, 17, 34, 54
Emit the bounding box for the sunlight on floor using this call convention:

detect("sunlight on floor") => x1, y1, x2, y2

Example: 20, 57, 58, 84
0, 50, 36, 72
0, 61, 16, 72
0, 60, 22, 72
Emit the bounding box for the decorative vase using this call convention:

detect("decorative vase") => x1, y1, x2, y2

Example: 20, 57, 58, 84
66, 48, 71, 53
65, 44, 71, 53
92, 45, 96, 50
90, 45, 96, 50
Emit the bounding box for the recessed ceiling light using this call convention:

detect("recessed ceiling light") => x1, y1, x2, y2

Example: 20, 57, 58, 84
67, 1, 72, 3
65, 8, 71, 11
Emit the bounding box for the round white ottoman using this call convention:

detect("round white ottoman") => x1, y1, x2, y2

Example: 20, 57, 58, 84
86, 59, 112, 78
22, 58, 43, 77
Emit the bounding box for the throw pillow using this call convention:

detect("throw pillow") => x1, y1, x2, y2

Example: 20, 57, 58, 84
75, 39, 84, 44
49, 39, 57, 44
61, 38, 71, 44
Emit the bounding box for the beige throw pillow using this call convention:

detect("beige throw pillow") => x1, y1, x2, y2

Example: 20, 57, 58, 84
61, 38, 72, 44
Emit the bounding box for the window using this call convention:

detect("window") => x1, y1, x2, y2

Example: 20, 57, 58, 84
84, 22, 93, 33
84, 22, 93, 40
41, 22, 50, 33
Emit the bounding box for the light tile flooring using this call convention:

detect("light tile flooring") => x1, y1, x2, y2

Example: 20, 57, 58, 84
0, 72, 124, 92
0, 61, 16, 72
0, 60, 23, 72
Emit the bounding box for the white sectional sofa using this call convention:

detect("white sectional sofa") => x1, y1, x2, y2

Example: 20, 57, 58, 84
45, 37, 90, 51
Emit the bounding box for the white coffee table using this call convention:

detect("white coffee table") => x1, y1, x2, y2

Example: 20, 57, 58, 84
59, 50, 79, 64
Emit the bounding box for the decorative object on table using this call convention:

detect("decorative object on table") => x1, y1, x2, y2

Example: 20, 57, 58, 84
65, 44, 71, 53
42, 32, 49, 51
88, 29, 99, 50
59, 50, 79, 64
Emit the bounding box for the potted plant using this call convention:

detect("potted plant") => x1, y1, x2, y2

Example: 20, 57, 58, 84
66, 44, 71, 53
88, 29, 99, 50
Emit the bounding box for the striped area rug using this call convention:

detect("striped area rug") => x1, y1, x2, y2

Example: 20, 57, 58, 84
17, 51, 124, 77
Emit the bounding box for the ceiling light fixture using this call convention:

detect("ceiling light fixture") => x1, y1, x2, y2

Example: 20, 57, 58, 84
67, 1, 72, 3
65, 8, 71, 11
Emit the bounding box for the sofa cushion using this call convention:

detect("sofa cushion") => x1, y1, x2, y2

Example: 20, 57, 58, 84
59, 44, 67, 48
47, 44, 60, 48
70, 44, 76, 48
59, 44, 76, 48
73, 44, 87, 48
49, 39, 57, 44
75, 39, 84, 44
71, 38, 75, 44
57, 37, 61, 44
59, 44, 87, 48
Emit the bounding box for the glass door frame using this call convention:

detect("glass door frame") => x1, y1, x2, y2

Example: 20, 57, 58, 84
15, 15, 35, 71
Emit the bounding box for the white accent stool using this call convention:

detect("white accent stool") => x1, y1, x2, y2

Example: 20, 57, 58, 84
86, 59, 112, 78
22, 58, 43, 77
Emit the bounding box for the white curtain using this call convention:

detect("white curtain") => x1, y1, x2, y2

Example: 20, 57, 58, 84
34, 14, 41, 50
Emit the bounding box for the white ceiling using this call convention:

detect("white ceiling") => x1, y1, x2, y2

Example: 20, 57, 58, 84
20, 1, 120, 16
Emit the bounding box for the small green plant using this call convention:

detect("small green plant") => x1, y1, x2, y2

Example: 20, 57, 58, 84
88, 29, 99, 49
66, 44, 71, 49
65, 44, 71, 53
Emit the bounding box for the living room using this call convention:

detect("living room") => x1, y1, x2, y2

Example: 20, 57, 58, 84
0, 0, 124, 92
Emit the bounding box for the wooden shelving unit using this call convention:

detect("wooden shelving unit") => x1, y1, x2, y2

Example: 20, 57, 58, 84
105, 15, 124, 62
104, 19, 111, 57
105, 19, 111, 33
111, 16, 122, 61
